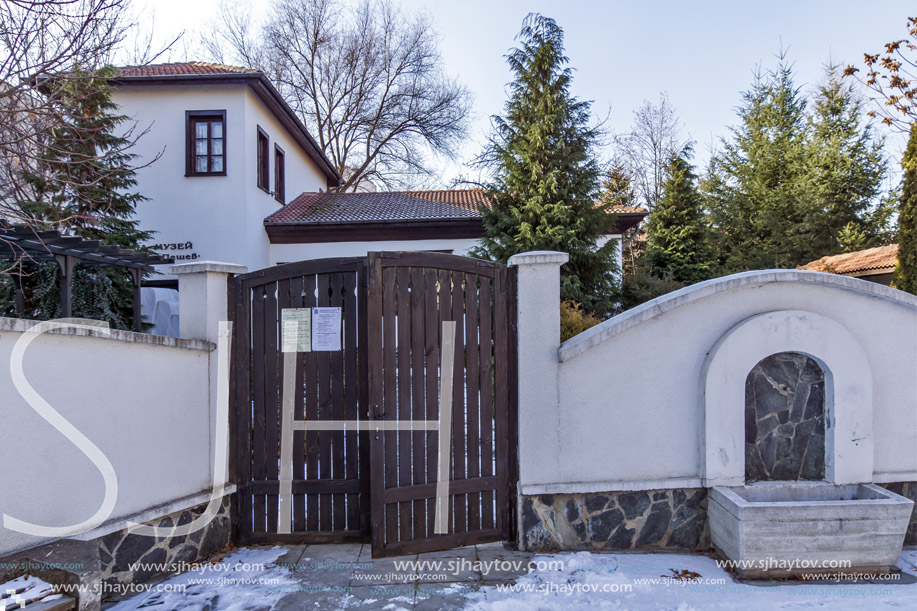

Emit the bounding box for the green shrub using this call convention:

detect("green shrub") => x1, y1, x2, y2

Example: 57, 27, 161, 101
560, 300, 603, 341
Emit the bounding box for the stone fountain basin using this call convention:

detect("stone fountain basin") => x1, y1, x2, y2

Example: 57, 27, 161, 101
709, 482, 913, 578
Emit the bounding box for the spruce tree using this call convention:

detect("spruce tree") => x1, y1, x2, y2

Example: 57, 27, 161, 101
15, 67, 152, 328
645, 146, 713, 284
893, 125, 917, 294
706, 58, 809, 271
475, 14, 618, 315
803, 67, 888, 255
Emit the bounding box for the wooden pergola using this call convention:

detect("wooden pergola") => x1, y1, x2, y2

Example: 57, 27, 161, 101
0, 224, 169, 332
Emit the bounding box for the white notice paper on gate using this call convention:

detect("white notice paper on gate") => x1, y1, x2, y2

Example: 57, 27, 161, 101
281, 308, 311, 352
311, 307, 342, 351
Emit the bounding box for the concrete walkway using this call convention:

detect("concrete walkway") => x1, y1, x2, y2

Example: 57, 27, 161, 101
268, 541, 532, 610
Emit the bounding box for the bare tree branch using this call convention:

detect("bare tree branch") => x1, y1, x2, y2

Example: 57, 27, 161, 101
203, 0, 471, 191
613, 92, 686, 213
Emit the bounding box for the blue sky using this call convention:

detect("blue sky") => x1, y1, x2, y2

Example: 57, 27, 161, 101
144, 0, 914, 186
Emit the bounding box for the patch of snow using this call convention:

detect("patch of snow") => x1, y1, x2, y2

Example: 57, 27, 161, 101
0, 574, 56, 611
108, 546, 299, 611
466, 550, 917, 610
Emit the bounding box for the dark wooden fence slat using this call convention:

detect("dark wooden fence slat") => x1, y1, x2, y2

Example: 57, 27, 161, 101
367, 254, 386, 552
357, 262, 371, 536
465, 274, 481, 532
317, 273, 333, 531
395, 266, 413, 541
264, 280, 280, 534
343, 269, 360, 532
330, 272, 347, 531
382, 266, 398, 545
410, 266, 427, 541
304, 273, 319, 532
437, 268, 453, 536
479, 277, 495, 531
251, 285, 267, 534
290, 275, 306, 533
423, 267, 440, 540
493, 269, 510, 534
451, 270, 467, 535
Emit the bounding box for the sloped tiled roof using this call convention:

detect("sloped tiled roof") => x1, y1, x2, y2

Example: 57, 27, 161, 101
113, 62, 260, 78
798, 244, 898, 275
266, 189, 648, 224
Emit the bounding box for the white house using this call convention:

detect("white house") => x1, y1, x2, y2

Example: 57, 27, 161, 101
110, 62, 646, 286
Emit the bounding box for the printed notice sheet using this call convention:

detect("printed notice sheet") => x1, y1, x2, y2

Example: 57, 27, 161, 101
281, 308, 311, 352
311, 307, 342, 351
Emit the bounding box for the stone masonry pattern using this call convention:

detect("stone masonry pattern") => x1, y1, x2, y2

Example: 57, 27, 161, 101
95, 496, 231, 587
745, 352, 826, 482
520, 489, 710, 552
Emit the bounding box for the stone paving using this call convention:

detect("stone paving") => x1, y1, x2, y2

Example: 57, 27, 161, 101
267, 541, 533, 610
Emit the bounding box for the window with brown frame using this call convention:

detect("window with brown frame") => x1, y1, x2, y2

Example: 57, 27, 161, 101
257, 126, 270, 192
274, 145, 285, 203
186, 110, 226, 176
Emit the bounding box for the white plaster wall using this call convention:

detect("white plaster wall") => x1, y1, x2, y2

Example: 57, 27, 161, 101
0, 321, 213, 556
517, 270, 917, 495
269, 237, 482, 267
112, 84, 328, 275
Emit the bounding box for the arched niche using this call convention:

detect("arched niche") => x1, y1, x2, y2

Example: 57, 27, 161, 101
702, 310, 873, 486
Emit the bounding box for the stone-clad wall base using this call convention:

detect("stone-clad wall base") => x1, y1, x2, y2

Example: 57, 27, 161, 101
95, 496, 231, 587
880, 482, 917, 546
520, 489, 710, 552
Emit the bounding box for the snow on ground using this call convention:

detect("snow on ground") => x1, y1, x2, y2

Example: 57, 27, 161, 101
466, 549, 917, 611
108, 546, 299, 611
0, 574, 61, 611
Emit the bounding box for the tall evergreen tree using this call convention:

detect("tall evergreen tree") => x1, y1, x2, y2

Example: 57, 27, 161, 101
645, 146, 714, 284
12, 68, 153, 328
802, 67, 888, 255
23, 67, 152, 249
894, 125, 917, 294
475, 14, 617, 314
706, 58, 810, 271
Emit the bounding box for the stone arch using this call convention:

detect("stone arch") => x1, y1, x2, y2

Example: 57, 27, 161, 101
702, 310, 873, 486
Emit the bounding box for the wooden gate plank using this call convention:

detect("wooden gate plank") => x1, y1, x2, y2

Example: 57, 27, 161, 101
381, 266, 398, 544
451, 270, 467, 535
317, 273, 332, 531
367, 254, 385, 552
343, 269, 360, 532
264, 280, 280, 534
395, 266, 413, 541
303, 273, 319, 532
290, 275, 307, 533
479, 277, 495, 531
251, 284, 266, 535
410, 266, 427, 541
330, 271, 346, 531
465, 274, 481, 532
493, 269, 509, 533
437, 268, 452, 535
423, 267, 440, 539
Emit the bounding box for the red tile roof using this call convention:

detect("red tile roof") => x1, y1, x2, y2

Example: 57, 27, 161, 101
798, 244, 899, 275
113, 62, 259, 78
266, 189, 647, 224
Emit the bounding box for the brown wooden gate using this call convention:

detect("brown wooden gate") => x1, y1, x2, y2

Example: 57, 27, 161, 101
229, 253, 516, 555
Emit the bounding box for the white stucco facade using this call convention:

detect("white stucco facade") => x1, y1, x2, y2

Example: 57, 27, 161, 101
112, 83, 329, 274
